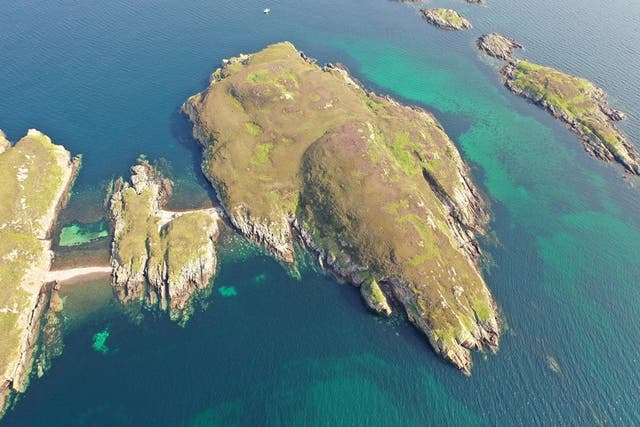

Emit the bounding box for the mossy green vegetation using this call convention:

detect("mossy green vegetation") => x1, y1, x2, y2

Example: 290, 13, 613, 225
184, 42, 499, 373
505, 60, 640, 174
0, 129, 77, 411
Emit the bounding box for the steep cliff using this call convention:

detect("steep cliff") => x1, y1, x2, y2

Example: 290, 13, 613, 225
109, 162, 220, 321
183, 42, 499, 374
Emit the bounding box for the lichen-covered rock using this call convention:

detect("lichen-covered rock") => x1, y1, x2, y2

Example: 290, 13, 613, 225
109, 161, 220, 321
420, 8, 472, 30
183, 42, 499, 374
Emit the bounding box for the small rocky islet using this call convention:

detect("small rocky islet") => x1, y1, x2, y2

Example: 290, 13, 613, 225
109, 161, 222, 322
420, 8, 472, 30
478, 33, 640, 174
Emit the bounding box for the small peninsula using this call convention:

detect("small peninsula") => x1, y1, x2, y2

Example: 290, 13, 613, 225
420, 8, 472, 30
109, 161, 221, 322
183, 42, 499, 374
478, 33, 640, 174
0, 130, 79, 416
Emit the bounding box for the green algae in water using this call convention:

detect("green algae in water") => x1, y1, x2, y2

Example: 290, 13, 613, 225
92, 328, 110, 354
218, 286, 238, 297
59, 220, 109, 247
253, 273, 267, 283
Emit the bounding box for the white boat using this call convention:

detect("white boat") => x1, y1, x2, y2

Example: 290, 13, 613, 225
263, 8, 270, 14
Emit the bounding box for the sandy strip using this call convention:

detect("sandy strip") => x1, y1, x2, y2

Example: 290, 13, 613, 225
44, 266, 112, 283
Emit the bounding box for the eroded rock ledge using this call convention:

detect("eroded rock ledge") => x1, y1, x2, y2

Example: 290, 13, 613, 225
0, 129, 79, 417
478, 33, 640, 175
109, 161, 221, 322
183, 42, 499, 374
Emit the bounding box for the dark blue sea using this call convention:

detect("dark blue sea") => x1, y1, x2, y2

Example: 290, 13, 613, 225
2, 0, 640, 425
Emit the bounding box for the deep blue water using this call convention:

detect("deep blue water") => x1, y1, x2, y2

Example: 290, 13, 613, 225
2, 0, 640, 425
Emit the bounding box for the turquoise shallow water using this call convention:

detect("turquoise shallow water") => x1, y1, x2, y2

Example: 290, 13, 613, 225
2, 0, 640, 425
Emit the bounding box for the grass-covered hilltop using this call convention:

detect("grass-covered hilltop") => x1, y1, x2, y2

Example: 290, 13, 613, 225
183, 42, 499, 374
478, 34, 640, 175
0, 130, 79, 416
110, 161, 221, 322
420, 8, 472, 31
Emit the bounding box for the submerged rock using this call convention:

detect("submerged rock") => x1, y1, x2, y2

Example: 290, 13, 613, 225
109, 161, 221, 321
0, 130, 79, 417
420, 8, 472, 30
183, 42, 499, 374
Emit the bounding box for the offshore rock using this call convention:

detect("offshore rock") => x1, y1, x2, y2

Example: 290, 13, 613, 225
477, 33, 522, 63
109, 161, 221, 321
420, 8, 472, 30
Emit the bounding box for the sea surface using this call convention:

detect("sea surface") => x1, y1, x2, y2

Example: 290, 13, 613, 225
2, 0, 640, 425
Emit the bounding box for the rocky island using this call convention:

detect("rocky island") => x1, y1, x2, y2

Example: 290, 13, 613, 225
477, 33, 523, 63
0, 130, 79, 416
478, 33, 640, 174
183, 42, 499, 374
109, 161, 221, 322
420, 8, 472, 30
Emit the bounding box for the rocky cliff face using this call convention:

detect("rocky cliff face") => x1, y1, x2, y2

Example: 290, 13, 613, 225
183, 42, 500, 374
109, 161, 220, 321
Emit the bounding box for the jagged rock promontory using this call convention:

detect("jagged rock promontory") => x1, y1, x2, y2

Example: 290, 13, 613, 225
420, 8, 472, 30
0, 129, 79, 417
477, 33, 522, 63
478, 34, 640, 175
183, 42, 499, 374
109, 161, 221, 322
